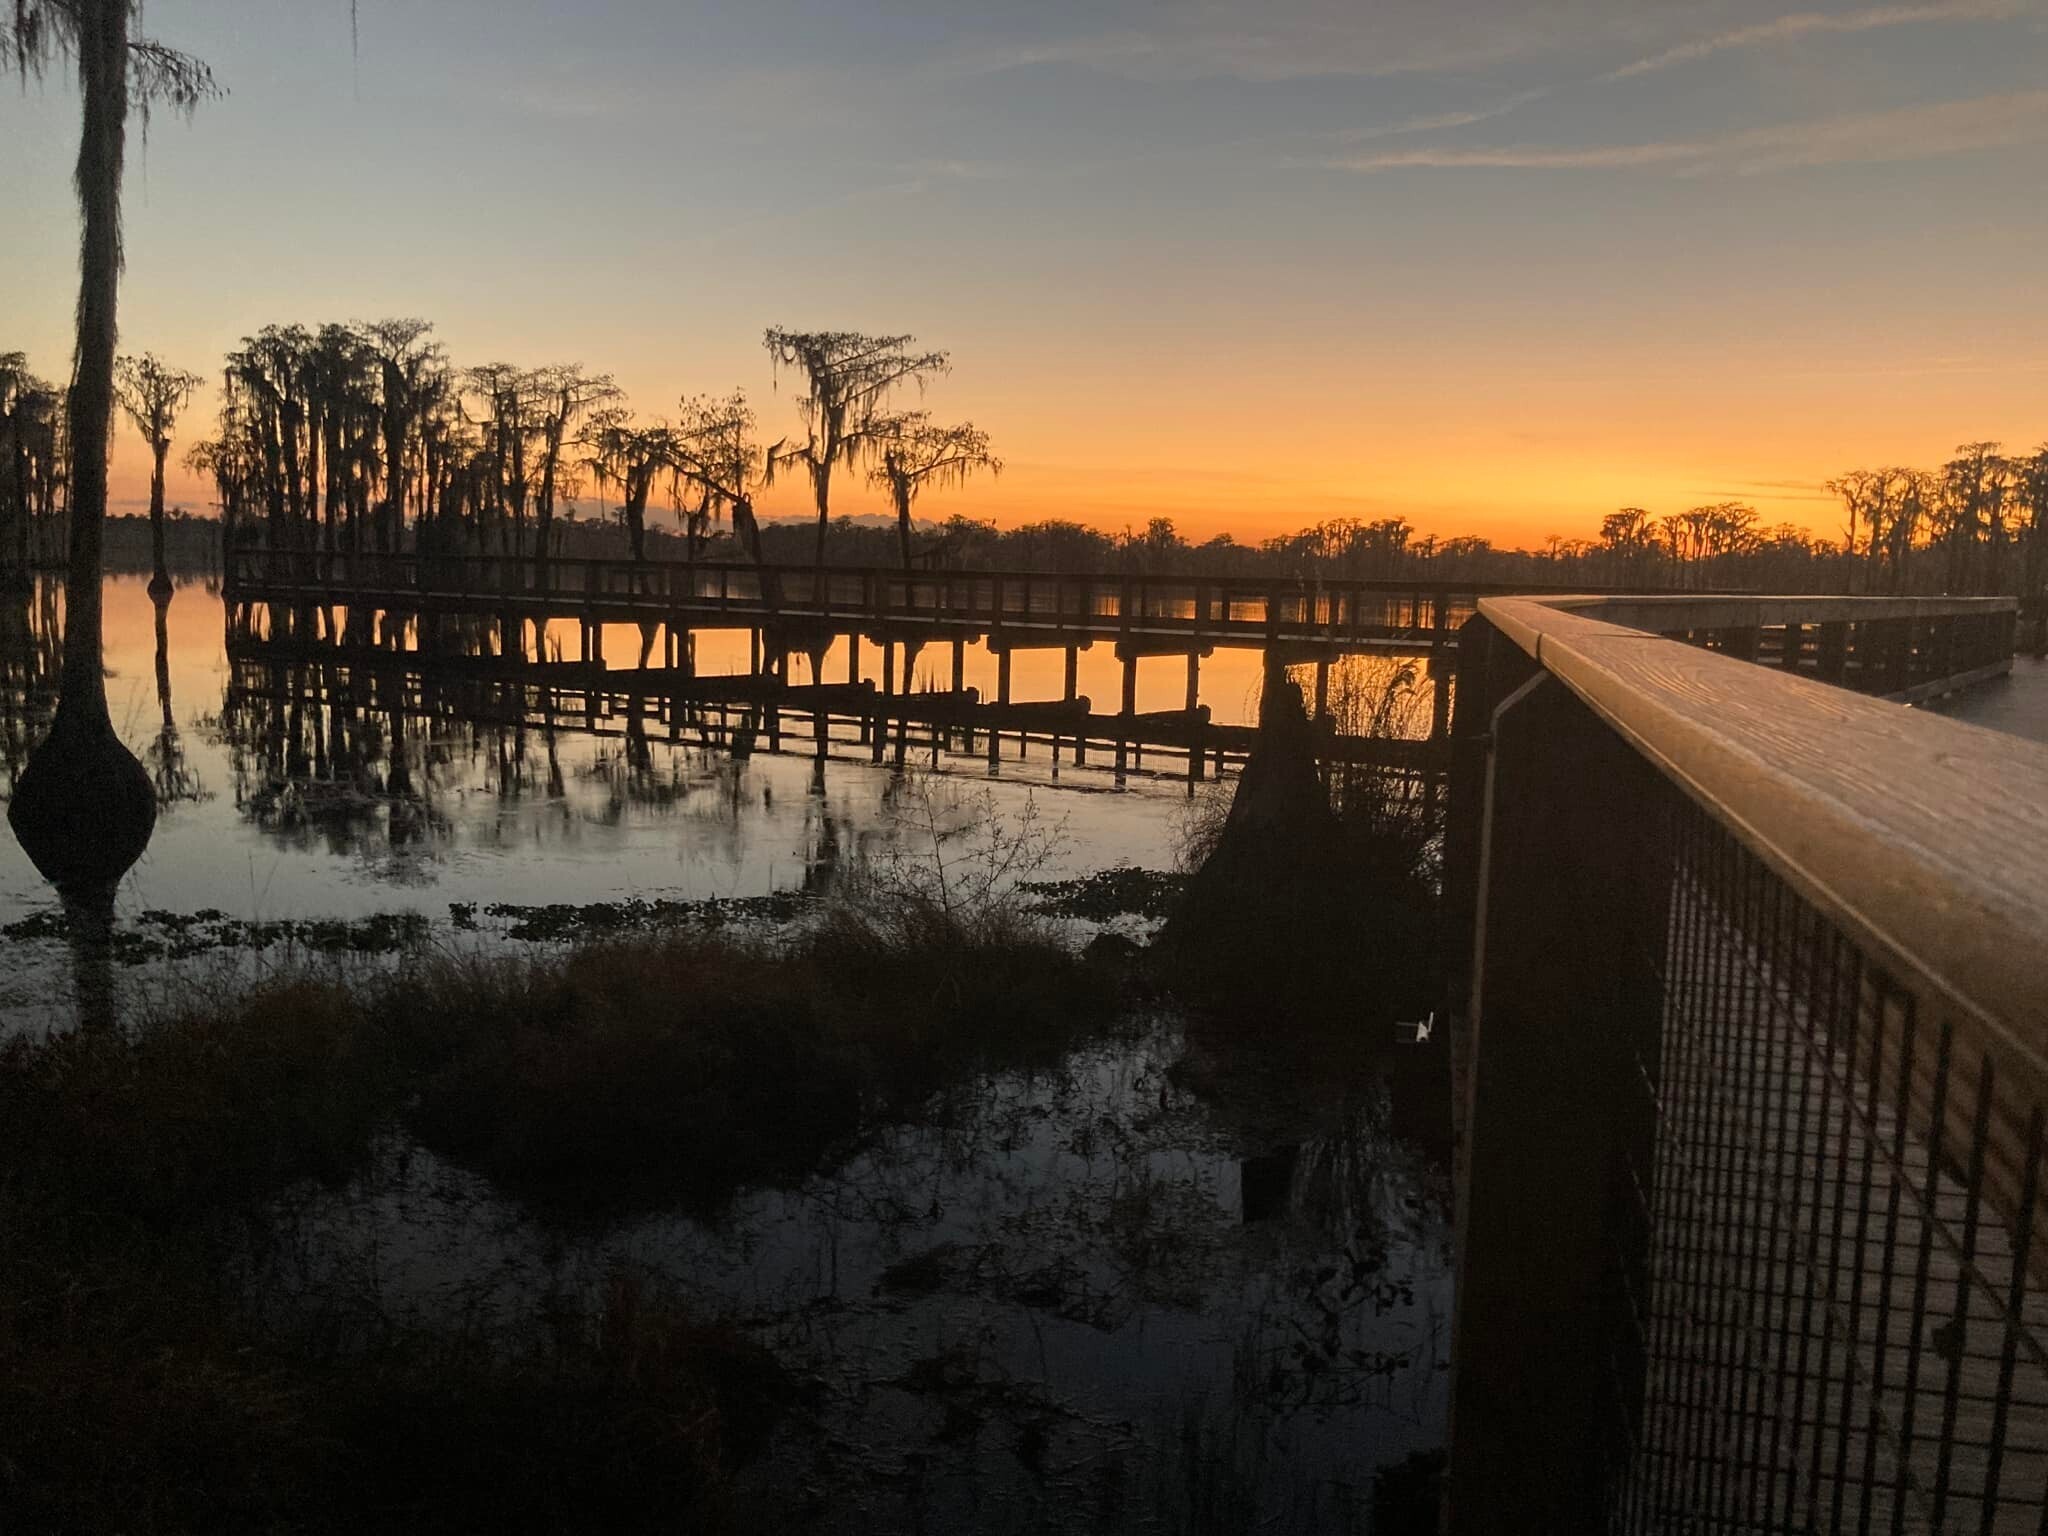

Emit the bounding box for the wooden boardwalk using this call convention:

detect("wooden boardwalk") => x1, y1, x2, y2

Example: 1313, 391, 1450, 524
222, 549, 1515, 659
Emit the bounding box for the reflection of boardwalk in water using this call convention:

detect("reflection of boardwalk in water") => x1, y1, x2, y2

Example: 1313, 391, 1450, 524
1623, 852, 2048, 1533
225, 635, 1450, 791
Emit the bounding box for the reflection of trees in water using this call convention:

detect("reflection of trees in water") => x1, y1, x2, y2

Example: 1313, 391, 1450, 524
705, 1026, 1444, 1531
256, 1015, 1447, 1535
209, 630, 1111, 894
218, 663, 451, 866
145, 588, 207, 811
215, 649, 777, 867
0, 581, 62, 796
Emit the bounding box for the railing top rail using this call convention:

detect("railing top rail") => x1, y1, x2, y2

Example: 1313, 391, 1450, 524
223, 547, 1670, 600
1479, 592, 2048, 1052
1531, 591, 2017, 628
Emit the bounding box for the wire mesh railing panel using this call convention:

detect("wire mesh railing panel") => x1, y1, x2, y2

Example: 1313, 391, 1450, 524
1612, 788, 2048, 1535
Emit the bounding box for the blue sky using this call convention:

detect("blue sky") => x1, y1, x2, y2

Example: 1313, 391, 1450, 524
5, 0, 2045, 541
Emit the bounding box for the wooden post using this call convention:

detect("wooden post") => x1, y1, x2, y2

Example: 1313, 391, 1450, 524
1061, 644, 1081, 766
881, 639, 895, 698
749, 627, 761, 677
1116, 653, 1137, 783
956, 636, 972, 754
1430, 650, 1454, 741
848, 631, 861, 686
1818, 620, 1849, 685
1779, 620, 1803, 673
983, 647, 1009, 770
1885, 616, 1913, 694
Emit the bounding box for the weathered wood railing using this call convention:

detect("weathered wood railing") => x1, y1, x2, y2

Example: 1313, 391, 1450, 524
223, 546, 1628, 655
1445, 593, 2046, 1533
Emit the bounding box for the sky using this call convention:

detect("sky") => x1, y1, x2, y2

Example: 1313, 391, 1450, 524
4, 0, 2046, 547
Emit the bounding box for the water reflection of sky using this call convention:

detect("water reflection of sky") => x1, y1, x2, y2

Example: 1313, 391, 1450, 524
265, 1017, 1452, 1534
1, 576, 1210, 927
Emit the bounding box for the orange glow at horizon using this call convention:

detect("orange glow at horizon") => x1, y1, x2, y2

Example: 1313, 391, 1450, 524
102, 346, 2041, 558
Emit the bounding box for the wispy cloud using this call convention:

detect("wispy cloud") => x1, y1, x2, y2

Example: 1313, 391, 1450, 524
1328, 89, 2048, 173
1603, 0, 2026, 81
1331, 90, 1553, 145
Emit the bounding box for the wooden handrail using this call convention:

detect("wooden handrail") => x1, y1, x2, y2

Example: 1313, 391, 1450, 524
222, 546, 1675, 602
1479, 592, 2046, 1048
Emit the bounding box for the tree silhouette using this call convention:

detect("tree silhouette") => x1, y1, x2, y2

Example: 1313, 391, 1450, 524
869, 415, 998, 570
2016, 445, 2048, 621
1, 352, 66, 578
363, 319, 443, 554
762, 328, 949, 567
671, 390, 758, 562
1935, 443, 2012, 596
531, 363, 617, 567
580, 408, 675, 564
4, 0, 216, 914
114, 350, 202, 596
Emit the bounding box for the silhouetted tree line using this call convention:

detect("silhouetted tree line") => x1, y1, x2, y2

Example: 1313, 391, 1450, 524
10, 329, 2047, 605
0, 351, 67, 577
0, 322, 996, 580
909, 447, 2048, 603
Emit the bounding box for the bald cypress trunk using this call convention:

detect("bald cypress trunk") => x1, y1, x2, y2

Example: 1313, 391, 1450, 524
8, 0, 159, 905
146, 434, 171, 596
61, 0, 123, 715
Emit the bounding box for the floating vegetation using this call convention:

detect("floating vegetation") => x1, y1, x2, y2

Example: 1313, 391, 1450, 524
454, 891, 813, 943
0, 894, 818, 966
1020, 865, 1188, 922
0, 906, 432, 964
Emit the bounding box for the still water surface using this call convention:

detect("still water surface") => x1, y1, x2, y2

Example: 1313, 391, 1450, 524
2, 575, 1224, 931
271, 1016, 1451, 1532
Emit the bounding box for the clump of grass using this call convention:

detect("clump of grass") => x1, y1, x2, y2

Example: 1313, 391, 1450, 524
405, 902, 1119, 1214
1, 978, 401, 1222
407, 935, 862, 1212
308, 1268, 798, 1535
0, 1258, 790, 1535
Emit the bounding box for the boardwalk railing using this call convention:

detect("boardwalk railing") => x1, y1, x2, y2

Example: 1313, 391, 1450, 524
223, 547, 1631, 655
1445, 593, 2048, 1534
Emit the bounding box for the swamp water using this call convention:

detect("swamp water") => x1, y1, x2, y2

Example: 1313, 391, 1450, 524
260, 1014, 1451, 1534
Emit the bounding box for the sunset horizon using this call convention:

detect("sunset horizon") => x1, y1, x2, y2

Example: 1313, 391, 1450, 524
7, 0, 2044, 551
